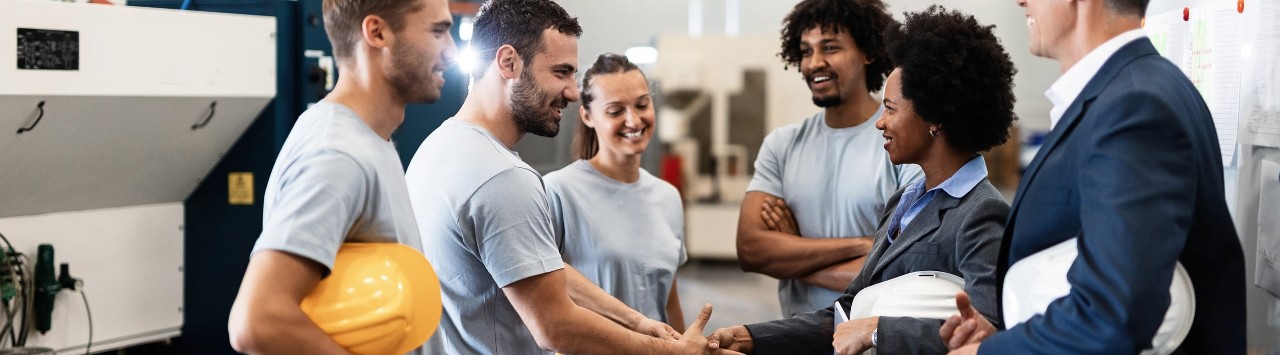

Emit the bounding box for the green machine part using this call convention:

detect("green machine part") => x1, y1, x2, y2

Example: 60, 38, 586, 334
34, 244, 58, 334
0, 248, 15, 301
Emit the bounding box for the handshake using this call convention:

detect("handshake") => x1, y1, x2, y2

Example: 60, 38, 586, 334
673, 292, 995, 355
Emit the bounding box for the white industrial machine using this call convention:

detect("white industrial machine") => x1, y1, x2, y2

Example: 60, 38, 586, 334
653, 33, 812, 259
0, 1, 275, 353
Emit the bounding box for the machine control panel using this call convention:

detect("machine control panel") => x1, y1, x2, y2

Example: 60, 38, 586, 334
17, 28, 79, 70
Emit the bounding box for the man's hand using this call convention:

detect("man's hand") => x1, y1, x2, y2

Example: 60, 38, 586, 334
635, 317, 680, 340
940, 291, 995, 350
832, 316, 877, 355
676, 304, 745, 355
948, 343, 980, 355
761, 198, 800, 236
706, 325, 754, 353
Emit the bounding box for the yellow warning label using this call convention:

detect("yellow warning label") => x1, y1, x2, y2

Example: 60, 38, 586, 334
229, 172, 254, 205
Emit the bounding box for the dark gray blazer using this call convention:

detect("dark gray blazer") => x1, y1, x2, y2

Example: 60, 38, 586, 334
746, 179, 1007, 355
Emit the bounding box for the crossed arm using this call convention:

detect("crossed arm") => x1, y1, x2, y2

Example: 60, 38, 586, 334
737, 191, 872, 288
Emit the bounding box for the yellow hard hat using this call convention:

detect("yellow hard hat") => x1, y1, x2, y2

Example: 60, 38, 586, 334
300, 243, 442, 355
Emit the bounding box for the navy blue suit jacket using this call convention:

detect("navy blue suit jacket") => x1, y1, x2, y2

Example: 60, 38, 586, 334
980, 38, 1246, 354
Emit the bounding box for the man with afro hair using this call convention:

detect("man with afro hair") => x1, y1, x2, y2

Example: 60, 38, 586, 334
736, 0, 922, 320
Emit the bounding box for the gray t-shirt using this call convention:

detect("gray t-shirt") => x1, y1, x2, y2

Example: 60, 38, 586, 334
406, 120, 564, 355
747, 108, 923, 317
544, 160, 687, 323
251, 102, 425, 352
253, 102, 422, 269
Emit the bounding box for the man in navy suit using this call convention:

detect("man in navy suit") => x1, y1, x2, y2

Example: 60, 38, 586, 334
940, 0, 1247, 353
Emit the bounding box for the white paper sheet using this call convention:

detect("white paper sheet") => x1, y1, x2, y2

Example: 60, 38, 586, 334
1208, 5, 1243, 164
1240, 0, 1280, 148
1255, 159, 1280, 297
1147, 9, 1190, 69
1145, 4, 1245, 164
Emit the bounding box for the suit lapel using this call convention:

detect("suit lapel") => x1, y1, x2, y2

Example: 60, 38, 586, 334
1006, 100, 1085, 221
869, 194, 961, 279
851, 191, 901, 292
1006, 39, 1161, 223
859, 229, 893, 285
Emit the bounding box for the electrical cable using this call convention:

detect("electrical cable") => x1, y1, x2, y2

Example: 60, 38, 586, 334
16, 254, 31, 347
0, 229, 14, 253
3, 255, 21, 346
1, 258, 21, 346
74, 280, 90, 355
0, 231, 23, 347
0, 230, 16, 345
0, 300, 11, 346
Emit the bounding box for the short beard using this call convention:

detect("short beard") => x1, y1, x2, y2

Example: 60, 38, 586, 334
812, 94, 843, 108
511, 68, 563, 137
388, 41, 440, 104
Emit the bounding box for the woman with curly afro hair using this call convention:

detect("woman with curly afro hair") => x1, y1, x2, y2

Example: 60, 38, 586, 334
707, 6, 1017, 355
850, 5, 1016, 354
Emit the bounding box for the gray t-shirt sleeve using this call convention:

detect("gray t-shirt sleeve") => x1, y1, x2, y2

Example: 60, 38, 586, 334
747, 129, 787, 196
252, 151, 366, 274
467, 168, 565, 287
543, 175, 568, 254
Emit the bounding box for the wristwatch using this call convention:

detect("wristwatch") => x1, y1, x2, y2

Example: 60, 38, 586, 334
871, 328, 879, 347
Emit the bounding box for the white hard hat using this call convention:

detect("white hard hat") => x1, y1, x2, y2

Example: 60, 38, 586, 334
1002, 237, 1195, 355
849, 271, 966, 320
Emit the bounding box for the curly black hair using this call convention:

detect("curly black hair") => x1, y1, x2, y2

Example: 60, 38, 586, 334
471, 0, 582, 78
883, 5, 1017, 153
779, 0, 895, 92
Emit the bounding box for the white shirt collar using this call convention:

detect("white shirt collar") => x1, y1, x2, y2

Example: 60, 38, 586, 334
1045, 29, 1148, 129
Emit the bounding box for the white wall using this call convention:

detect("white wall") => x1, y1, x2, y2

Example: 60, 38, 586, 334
558, 0, 802, 71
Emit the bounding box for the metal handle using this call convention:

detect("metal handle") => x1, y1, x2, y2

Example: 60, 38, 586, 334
191, 101, 217, 130
16, 101, 45, 134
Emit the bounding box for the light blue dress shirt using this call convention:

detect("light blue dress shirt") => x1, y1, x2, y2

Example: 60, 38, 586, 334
886, 155, 989, 244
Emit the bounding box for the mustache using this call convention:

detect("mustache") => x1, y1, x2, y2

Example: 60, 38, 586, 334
805, 71, 835, 81
551, 97, 569, 110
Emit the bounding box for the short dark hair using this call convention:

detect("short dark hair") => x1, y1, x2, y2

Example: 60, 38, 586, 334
471, 0, 583, 79
322, 0, 425, 61
778, 0, 895, 92
1107, 0, 1149, 16
573, 53, 645, 160
884, 5, 1017, 153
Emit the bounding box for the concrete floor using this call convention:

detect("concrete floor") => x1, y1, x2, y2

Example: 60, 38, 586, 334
675, 260, 784, 332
